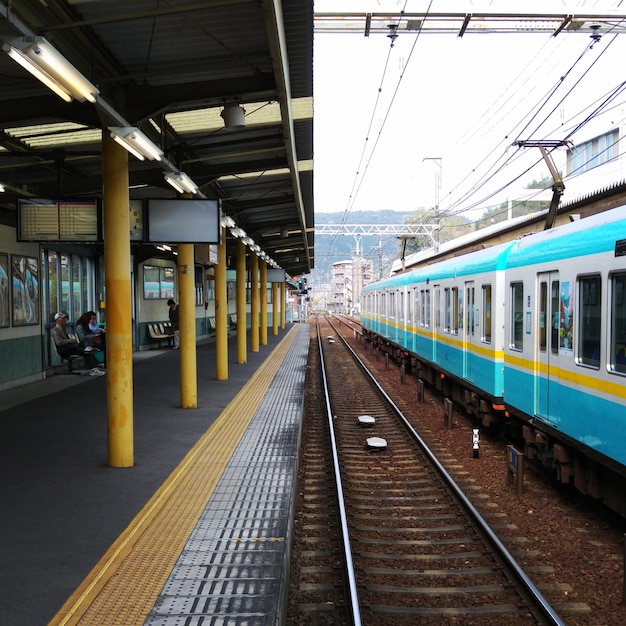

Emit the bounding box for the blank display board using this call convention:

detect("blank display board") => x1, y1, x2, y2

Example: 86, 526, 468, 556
147, 198, 221, 244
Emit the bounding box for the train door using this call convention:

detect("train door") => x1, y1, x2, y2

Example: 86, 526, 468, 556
536, 272, 559, 423
463, 281, 475, 381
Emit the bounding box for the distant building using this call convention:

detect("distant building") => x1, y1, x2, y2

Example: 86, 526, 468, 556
329, 257, 374, 314
564, 122, 625, 201
351, 257, 374, 314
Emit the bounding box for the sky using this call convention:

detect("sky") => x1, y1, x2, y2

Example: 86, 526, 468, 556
313, 0, 626, 222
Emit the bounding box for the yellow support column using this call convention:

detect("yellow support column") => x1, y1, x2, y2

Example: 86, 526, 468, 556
260, 260, 268, 346
102, 131, 134, 468
236, 238, 247, 364
178, 243, 197, 407
280, 282, 286, 329
250, 253, 259, 353
272, 282, 279, 335
215, 226, 228, 380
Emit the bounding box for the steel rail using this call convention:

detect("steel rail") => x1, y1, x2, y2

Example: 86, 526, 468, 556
326, 315, 567, 626
315, 316, 362, 626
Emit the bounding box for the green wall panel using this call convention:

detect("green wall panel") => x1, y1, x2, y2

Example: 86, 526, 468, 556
0, 335, 43, 383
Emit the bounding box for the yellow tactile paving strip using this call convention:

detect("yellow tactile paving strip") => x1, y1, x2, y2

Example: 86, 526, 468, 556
48, 326, 299, 626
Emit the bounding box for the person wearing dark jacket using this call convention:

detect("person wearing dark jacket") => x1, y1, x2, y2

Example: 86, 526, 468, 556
167, 299, 180, 349
76, 311, 106, 365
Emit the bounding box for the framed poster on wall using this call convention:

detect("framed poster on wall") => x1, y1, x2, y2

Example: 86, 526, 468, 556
0, 253, 9, 328
143, 265, 176, 300
11, 255, 40, 326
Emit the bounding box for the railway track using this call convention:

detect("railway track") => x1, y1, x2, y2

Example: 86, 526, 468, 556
289, 315, 567, 626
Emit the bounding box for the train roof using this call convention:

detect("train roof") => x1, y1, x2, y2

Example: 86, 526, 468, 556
363, 239, 517, 291
363, 205, 626, 293
505, 205, 626, 269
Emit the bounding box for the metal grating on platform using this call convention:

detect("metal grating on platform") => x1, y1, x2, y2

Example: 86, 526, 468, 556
144, 325, 309, 626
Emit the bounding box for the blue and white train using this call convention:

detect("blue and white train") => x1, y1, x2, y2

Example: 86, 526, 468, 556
361, 207, 626, 515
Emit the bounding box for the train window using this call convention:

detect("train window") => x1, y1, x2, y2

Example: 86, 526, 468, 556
578, 275, 601, 368
511, 282, 524, 351
389, 291, 395, 319
435, 287, 441, 330
399, 291, 404, 322
539, 281, 547, 352
414, 290, 419, 326
420, 289, 431, 328
406, 290, 411, 325
551, 280, 560, 356
482, 284, 492, 343
466, 285, 474, 338
610, 273, 626, 374
441, 287, 459, 333
451, 287, 459, 334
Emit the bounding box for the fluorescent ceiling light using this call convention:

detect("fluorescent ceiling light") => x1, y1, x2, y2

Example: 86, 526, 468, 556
164, 171, 198, 194
4, 37, 99, 103
109, 127, 163, 161
230, 227, 246, 238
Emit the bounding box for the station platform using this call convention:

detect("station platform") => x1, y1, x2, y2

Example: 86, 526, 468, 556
0, 323, 310, 626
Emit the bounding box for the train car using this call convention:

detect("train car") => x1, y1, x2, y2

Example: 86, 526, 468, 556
502, 208, 626, 511
362, 241, 516, 424
362, 207, 626, 515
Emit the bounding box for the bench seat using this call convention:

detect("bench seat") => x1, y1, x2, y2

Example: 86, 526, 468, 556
54, 333, 100, 375
148, 323, 174, 349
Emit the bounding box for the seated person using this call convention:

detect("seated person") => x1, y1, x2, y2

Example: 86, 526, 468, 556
51, 311, 104, 376
76, 311, 106, 363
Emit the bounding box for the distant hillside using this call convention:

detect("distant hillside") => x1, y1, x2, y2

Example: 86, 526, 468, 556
313, 210, 411, 280
315, 209, 410, 226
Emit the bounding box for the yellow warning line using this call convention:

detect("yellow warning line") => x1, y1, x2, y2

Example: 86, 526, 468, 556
48, 326, 300, 626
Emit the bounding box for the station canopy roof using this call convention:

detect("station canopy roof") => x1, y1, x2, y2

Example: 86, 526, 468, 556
0, 0, 314, 276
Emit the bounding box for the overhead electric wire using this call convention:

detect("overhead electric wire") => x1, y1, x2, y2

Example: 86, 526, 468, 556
321, 3, 626, 277
423, 32, 579, 220
429, 11, 624, 220
440, 35, 563, 192
341, 0, 428, 225
323, 0, 425, 273
443, 33, 623, 220
446, 78, 626, 219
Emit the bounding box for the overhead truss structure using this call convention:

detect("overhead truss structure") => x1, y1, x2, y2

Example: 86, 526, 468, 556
314, 10, 626, 38
315, 224, 436, 237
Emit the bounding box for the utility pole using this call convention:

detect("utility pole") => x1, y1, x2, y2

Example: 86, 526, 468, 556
423, 157, 442, 252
